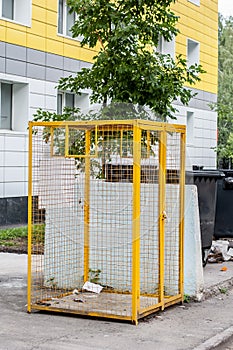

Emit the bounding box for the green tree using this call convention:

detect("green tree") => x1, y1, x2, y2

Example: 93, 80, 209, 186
215, 15, 233, 168
56, 0, 204, 121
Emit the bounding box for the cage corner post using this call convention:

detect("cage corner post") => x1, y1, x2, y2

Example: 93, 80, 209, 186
84, 129, 91, 283
158, 129, 167, 310
179, 130, 186, 301
27, 121, 33, 313
132, 123, 141, 325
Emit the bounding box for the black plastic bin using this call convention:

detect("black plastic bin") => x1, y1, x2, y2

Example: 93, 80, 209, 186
214, 170, 233, 239
186, 169, 225, 265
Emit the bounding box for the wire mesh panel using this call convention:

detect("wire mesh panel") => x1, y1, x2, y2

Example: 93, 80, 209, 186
28, 120, 185, 324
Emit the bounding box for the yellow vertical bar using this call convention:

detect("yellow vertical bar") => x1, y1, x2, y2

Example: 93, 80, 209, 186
27, 122, 33, 313
179, 131, 186, 299
50, 127, 54, 157
146, 131, 150, 158
158, 129, 166, 309
84, 129, 91, 282
65, 125, 69, 157
120, 129, 123, 157
132, 123, 141, 325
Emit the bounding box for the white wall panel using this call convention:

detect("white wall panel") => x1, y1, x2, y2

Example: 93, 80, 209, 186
4, 166, 25, 182
0, 183, 4, 197
4, 181, 26, 197
5, 135, 26, 151
4, 151, 25, 167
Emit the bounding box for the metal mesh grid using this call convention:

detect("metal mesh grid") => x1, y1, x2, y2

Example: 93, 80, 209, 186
164, 132, 182, 297
28, 120, 185, 324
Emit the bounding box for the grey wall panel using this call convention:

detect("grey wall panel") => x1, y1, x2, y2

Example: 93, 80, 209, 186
0, 57, 6, 73
0, 41, 6, 58
6, 43, 27, 61
27, 63, 46, 80
46, 53, 64, 69
174, 89, 217, 111
27, 48, 46, 66
80, 61, 92, 69
6, 59, 26, 76
64, 57, 80, 72
46, 66, 63, 82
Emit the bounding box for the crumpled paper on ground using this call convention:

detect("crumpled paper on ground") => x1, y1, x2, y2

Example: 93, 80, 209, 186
208, 240, 233, 263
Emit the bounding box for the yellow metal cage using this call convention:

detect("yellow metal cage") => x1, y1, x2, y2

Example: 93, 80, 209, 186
28, 119, 186, 325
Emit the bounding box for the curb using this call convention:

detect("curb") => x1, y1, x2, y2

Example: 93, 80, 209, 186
203, 277, 233, 300
192, 326, 233, 350
192, 277, 233, 350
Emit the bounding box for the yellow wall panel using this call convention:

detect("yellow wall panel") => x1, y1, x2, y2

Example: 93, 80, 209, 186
32, 5, 46, 23
63, 43, 80, 60
6, 21, 27, 32
46, 1, 57, 12
31, 20, 46, 37
27, 33, 46, 51
6, 27, 26, 47
46, 38, 64, 56
0, 22, 6, 41
46, 10, 57, 26
46, 24, 58, 39
33, 0, 46, 7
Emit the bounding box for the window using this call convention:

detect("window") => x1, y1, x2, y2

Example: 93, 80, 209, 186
57, 92, 75, 114
157, 36, 175, 58
188, 0, 200, 6
0, 83, 12, 130
57, 92, 89, 114
2, 0, 14, 20
187, 39, 200, 67
1, 0, 31, 26
0, 81, 28, 131
58, 0, 76, 37
156, 36, 175, 58
186, 111, 194, 144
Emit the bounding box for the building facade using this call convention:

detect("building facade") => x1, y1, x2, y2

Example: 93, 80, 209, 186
0, 0, 218, 225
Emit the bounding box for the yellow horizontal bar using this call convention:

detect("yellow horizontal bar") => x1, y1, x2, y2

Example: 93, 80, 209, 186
31, 304, 132, 322
164, 294, 183, 304
29, 119, 186, 132
139, 303, 163, 319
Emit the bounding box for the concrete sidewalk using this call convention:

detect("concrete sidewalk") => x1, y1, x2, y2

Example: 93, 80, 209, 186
1, 253, 233, 350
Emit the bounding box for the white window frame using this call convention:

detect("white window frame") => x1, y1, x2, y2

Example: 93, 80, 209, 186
186, 111, 194, 145
57, 91, 90, 114
187, 39, 200, 67
0, 0, 32, 27
57, 91, 75, 114
0, 80, 29, 132
0, 82, 12, 130
160, 36, 175, 58
155, 36, 175, 59
58, 0, 77, 38
188, 0, 200, 6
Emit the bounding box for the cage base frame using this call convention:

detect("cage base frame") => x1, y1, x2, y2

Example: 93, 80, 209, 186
29, 292, 183, 324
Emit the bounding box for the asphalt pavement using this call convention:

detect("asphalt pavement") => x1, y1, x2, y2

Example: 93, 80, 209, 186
1, 253, 233, 350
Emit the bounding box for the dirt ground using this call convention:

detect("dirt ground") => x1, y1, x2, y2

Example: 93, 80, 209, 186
0, 236, 43, 254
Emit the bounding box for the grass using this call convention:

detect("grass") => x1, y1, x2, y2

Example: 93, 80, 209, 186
219, 287, 228, 294
183, 294, 191, 303
0, 224, 45, 248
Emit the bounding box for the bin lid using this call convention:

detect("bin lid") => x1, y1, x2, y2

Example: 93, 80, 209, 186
186, 170, 225, 183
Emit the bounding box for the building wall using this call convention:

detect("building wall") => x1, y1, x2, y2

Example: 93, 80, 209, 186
172, 0, 218, 94
0, 0, 218, 223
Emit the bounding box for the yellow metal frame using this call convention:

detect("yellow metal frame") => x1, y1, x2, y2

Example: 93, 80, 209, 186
132, 123, 141, 325
158, 130, 167, 309
27, 122, 33, 313
28, 119, 186, 323
84, 130, 91, 282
